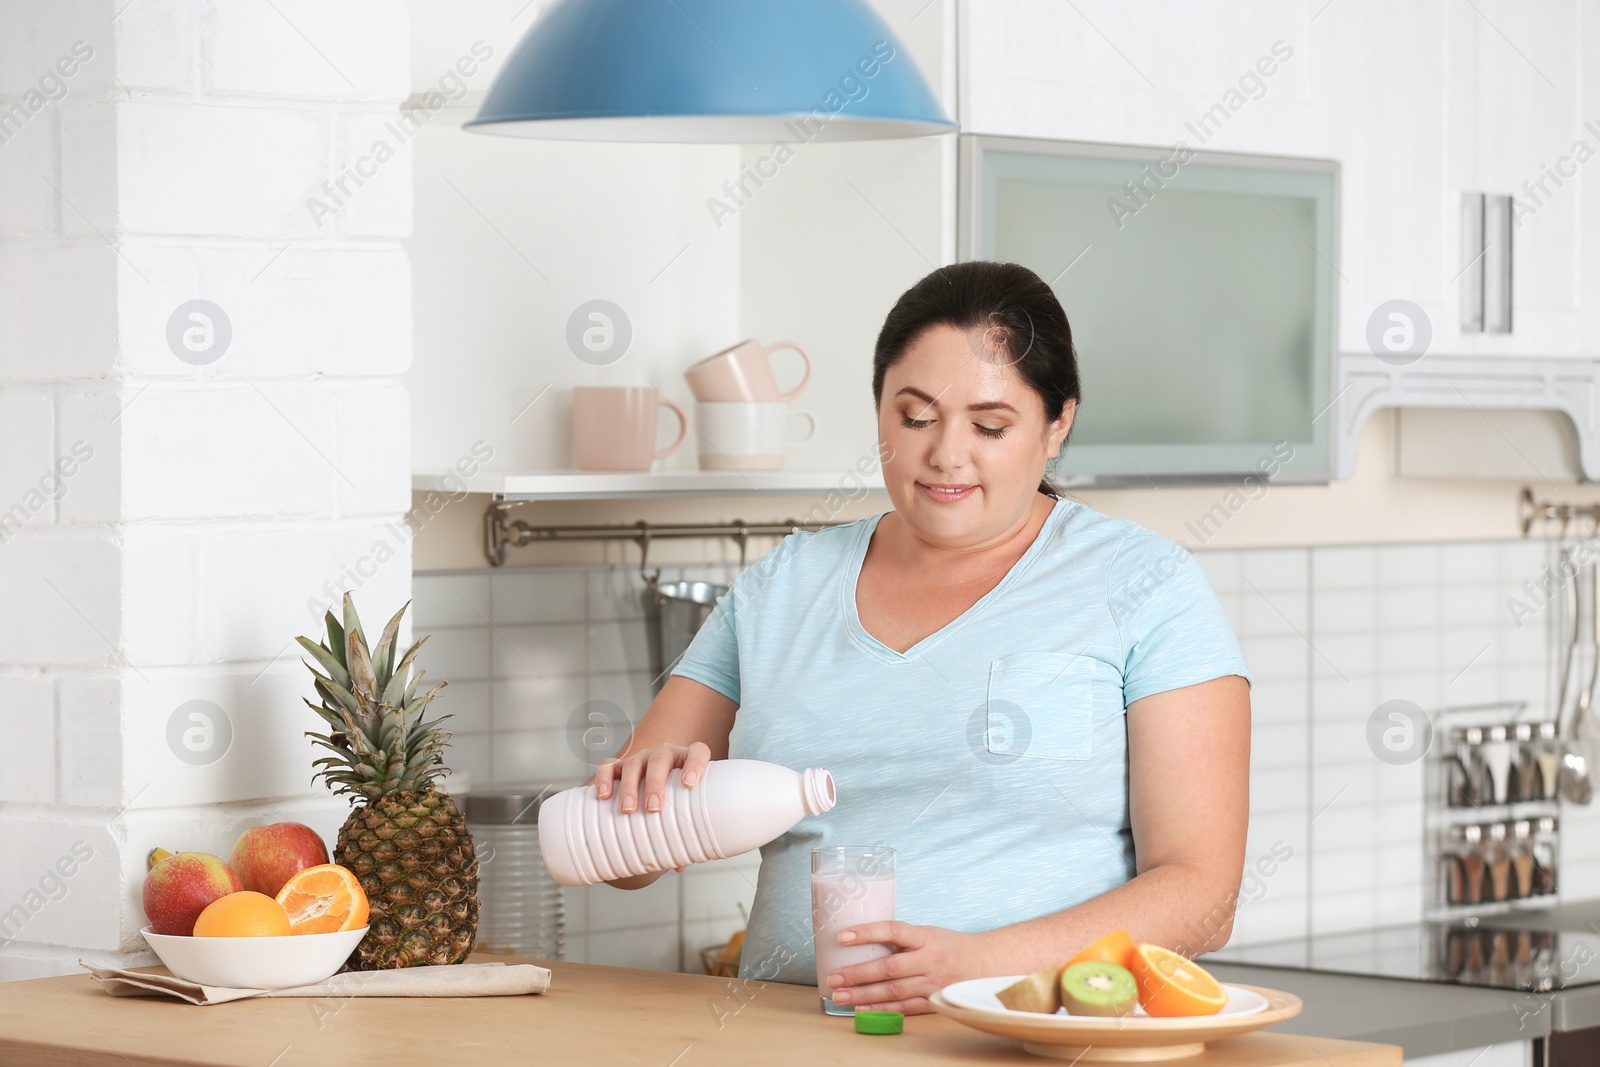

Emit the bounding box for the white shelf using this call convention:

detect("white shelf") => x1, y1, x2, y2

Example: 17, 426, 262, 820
411, 469, 888, 502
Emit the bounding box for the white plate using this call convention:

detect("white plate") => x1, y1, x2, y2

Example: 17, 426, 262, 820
940, 974, 1268, 1021
931, 977, 1301, 1061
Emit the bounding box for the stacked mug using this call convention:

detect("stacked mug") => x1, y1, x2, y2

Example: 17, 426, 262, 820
684, 339, 815, 471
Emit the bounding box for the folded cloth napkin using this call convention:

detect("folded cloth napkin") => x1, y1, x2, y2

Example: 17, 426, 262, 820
79, 960, 551, 1006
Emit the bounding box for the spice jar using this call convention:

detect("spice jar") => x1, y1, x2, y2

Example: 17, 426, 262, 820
1450, 727, 1485, 807
1446, 824, 1487, 906
1535, 721, 1561, 801
1485, 822, 1513, 902
1510, 722, 1536, 802
1532, 816, 1559, 897
1510, 820, 1536, 899
1480, 726, 1513, 806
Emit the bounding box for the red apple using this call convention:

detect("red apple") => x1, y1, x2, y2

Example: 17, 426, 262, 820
229, 822, 330, 897
142, 852, 243, 936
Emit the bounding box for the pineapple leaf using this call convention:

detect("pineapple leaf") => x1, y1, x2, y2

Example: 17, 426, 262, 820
371, 601, 408, 692
347, 627, 377, 702
324, 611, 346, 668
314, 677, 360, 717
341, 593, 368, 658
415, 680, 447, 708
296, 636, 350, 689
302, 699, 347, 730
382, 636, 429, 705
376, 704, 406, 753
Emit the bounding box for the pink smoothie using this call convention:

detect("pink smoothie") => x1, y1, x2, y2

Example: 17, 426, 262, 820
811, 872, 895, 991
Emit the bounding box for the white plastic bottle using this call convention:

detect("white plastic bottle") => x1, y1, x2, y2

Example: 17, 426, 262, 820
538, 759, 837, 886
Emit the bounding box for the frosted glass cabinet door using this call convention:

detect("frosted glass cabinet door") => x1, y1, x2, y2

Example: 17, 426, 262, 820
959, 135, 1336, 485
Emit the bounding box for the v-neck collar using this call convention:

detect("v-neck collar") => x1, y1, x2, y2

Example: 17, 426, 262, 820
841, 496, 1074, 663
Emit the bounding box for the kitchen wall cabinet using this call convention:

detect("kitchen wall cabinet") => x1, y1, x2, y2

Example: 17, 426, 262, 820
959, 0, 1600, 361
1442, 1, 1588, 358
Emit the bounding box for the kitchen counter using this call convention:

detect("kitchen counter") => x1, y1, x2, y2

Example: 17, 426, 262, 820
0, 957, 1401, 1067
1477, 900, 1600, 1031
1206, 962, 1545, 1059
1207, 899, 1600, 1054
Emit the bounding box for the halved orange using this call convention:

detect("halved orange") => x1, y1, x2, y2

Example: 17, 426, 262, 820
1067, 929, 1137, 971
1130, 944, 1227, 1017
274, 863, 369, 935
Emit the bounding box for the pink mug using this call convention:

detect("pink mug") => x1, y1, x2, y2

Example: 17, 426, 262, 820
572, 386, 688, 471
684, 339, 812, 403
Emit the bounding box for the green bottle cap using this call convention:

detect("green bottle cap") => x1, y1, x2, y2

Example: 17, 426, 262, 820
854, 1010, 904, 1035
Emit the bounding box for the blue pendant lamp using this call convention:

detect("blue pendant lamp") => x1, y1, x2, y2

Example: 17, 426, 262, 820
465, 0, 956, 142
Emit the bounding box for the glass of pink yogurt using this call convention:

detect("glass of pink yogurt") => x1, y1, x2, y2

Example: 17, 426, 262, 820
811, 845, 896, 1016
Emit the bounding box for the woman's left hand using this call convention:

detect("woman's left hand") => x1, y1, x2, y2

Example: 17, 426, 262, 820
825, 922, 995, 1015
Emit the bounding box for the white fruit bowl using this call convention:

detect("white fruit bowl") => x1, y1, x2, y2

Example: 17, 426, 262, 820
141, 926, 367, 990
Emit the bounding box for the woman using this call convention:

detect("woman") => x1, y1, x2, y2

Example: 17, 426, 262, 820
595, 261, 1251, 1016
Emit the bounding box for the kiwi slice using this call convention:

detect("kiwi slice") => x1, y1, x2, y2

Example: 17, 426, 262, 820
1060, 961, 1138, 1017
996, 963, 1063, 1014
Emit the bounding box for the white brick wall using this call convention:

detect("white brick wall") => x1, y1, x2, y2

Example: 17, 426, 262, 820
0, 248, 119, 381
115, 248, 413, 378
0, 0, 413, 976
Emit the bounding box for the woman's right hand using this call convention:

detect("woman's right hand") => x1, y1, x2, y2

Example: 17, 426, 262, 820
594, 741, 714, 815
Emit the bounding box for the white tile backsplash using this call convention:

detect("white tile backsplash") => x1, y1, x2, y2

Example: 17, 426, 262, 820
585, 618, 653, 673
587, 874, 680, 932
417, 536, 1567, 970
491, 571, 587, 624
413, 573, 491, 627
419, 625, 493, 681
1239, 548, 1306, 591
432, 679, 491, 735
491, 622, 587, 678
586, 670, 657, 726
492, 675, 588, 732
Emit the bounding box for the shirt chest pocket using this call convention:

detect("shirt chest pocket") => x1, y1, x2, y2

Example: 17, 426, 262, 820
986, 653, 1099, 762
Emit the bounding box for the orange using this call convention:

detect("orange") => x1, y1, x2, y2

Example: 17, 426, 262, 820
275, 863, 369, 935
1130, 944, 1227, 1017
1067, 929, 1137, 971
192, 891, 292, 937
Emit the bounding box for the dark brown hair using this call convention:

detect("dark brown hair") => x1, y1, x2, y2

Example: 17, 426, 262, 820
872, 261, 1081, 495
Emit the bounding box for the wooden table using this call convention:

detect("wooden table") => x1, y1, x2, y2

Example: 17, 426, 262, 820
0, 958, 1402, 1066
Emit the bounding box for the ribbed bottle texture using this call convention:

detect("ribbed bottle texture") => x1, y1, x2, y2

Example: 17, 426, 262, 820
538, 759, 837, 886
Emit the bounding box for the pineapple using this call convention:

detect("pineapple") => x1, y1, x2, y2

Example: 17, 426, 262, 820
298, 593, 479, 969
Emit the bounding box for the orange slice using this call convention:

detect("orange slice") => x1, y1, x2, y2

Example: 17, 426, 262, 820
192, 891, 292, 937
274, 863, 369, 935
1130, 944, 1227, 1017
1067, 929, 1137, 971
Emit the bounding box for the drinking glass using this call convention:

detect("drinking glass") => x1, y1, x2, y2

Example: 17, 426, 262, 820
811, 845, 895, 1016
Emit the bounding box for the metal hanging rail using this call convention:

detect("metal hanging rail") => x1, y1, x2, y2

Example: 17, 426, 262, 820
1520, 487, 1600, 539
483, 497, 846, 570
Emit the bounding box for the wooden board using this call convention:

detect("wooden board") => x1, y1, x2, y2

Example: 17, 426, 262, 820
0, 958, 1402, 1067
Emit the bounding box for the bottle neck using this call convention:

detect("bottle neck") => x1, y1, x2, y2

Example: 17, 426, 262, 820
802, 769, 837, 816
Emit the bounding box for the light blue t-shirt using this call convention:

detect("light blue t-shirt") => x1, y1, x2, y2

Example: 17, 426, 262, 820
670, 497, 1252, 984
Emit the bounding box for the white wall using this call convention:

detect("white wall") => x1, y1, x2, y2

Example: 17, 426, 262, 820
404, 0, 742, 476
0, 0, 413, 978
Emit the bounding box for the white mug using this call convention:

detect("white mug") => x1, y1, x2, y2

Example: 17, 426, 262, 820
696, 402, 816, 471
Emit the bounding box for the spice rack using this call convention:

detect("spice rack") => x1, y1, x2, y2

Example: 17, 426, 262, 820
1424, 702, 1562, 921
